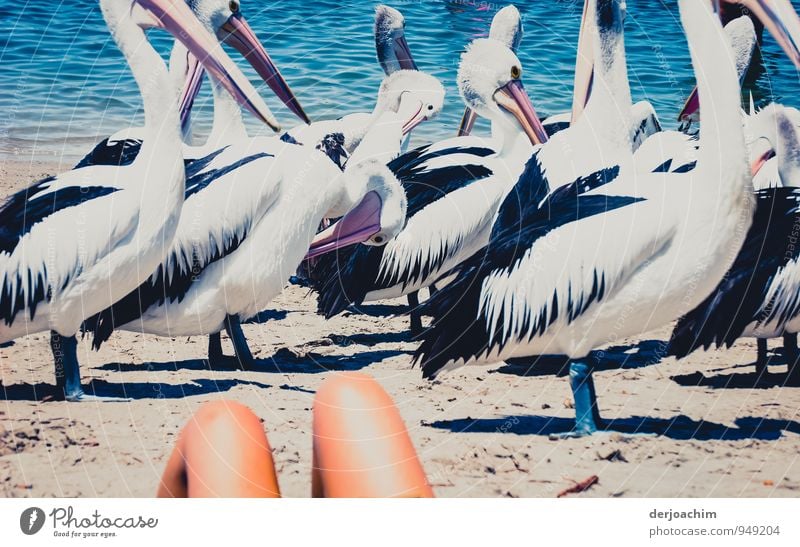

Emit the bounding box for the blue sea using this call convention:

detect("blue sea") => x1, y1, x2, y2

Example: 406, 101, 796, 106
1, 0, 799, 163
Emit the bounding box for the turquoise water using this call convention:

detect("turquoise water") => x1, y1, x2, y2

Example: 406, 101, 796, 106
1, 0, 799, 163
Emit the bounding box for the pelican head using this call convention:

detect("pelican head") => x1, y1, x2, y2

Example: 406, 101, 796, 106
747, 103, 800, 180
103, 0, 277, 129
177, 0, 310, 129
375, 5, 418, 74
456, 5, 524, 137
306, 161, 407, 258
375, 70, 445, 136
458, 38, 548, 145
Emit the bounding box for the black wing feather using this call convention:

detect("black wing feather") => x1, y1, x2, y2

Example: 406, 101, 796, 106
668, 187, 800, 357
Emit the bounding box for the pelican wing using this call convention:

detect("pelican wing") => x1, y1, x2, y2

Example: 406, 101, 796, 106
0, 168, 132, 326
85, 149, 282, 347
669, 187, 800, 356
416, 158, 662, 378
74, 136, 144, 169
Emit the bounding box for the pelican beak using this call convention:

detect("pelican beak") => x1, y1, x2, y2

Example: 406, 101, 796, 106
677, 86, 700, 123
750, 137, 776, 175
494, 80, 549, 145
305, 192, 383, 259
571, 0, 595, 124
738, 0, 800, 68
178, 51, 204, 134
456, 107, 478, 137
220, 14, 311, 124
136, 0, 280, 131
393, 34, 418, 71
401, 102, 428, 136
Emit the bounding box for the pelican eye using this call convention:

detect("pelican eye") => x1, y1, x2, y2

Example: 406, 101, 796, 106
427, 104, 434, 111
229, 0, 240, 13
373, 235, 385, 244
510, 65, 521, 79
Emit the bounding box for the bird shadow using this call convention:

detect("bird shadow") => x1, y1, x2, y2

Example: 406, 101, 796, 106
244, 309, 289, 324
249, 348, 407, 374
492, 339, 667, 377
344, 303, 410, 317
671, 369, 800, 389
426, 413, 800, 441
324, 331, 414, 347
97, 347, 406, 375
0, 378, 272, 401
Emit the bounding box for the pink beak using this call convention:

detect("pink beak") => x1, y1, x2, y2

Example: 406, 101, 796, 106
393, 35, 418, 71
178, 50, 204, 134
457, 107, 478, 137
220, 14, 311, 125
137, 0, 280, 131
494, 80, 549, 145
305, 192, 384, 259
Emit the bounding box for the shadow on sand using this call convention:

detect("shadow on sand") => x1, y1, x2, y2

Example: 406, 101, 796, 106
492, 339, 668, 377
426, 413, 800, 441
0, 378, 272, 401
97, 348, 407, 375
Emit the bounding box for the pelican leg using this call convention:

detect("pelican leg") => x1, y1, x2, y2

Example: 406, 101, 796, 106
408, 291, 424, 337
207, 332, 225, 367
50, 332, 129, 402
783, 333, 800, 385
756, 338, 768, 378
567, 360, 602, 436
224, 315, 255, 371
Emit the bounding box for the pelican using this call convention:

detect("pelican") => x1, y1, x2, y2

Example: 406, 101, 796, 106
308, 34, 547, 335
536, 0, 662, 150
285, 5, 444, 155
84, 111, 410, 370
416, 0, 761, 437
456, 5, 523, 137
635, 0, 800, 175
0, 0, 277, 401
668, 104, 800, 384
75, 0, 309, 169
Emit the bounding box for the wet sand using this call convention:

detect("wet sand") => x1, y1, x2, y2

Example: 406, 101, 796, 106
1, 159, 799, 498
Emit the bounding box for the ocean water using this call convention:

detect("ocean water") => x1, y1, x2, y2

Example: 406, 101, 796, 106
1, 0, 799, 163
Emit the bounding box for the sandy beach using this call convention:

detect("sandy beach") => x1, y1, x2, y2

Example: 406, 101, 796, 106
0, 159, 799, 498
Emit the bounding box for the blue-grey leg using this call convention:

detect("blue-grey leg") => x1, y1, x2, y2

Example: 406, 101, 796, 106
50, 331, 129, 402
783, 333, 800, 385
224, 315, 255, 371
408, 291, 423, 337
207, 331, 224, 367
756, 338, 768, 377
568, 360, 602, 436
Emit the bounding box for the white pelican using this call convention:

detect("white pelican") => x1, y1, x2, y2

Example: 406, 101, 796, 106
84, 112, 410, 370
668, 104, 800, 384
536, 0, 661, 150
456, 5, 523, 137
285, 5, 445, 155
309, 36, 547, 334
416, 0, 760, 437
0, 0, 277, 401
75, 0, 308, 168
